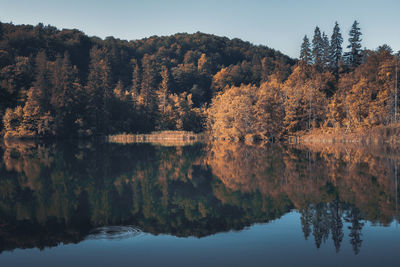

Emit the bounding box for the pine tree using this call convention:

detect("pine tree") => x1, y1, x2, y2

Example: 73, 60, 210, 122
50, 51, 79, 135
130, 59, 141, 106
157, 65, 170, 115
139, 54, 157, 110
300, 35, 312, 64
312, 26, 324, 70
33, 51, 51, 112
345, 20, 362, 68
322, 32, 330, 70
85, 47, 112, 135
330, 22, 343, 75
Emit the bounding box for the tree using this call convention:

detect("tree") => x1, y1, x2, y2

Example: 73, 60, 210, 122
345, 20, 363, 69
207, 85, 257, 139
130, 59, 141, 107
33, 51, 51, 112
139, 54, 157, 110
50, 52, 80, 135
330, 22, 343, 75
300, 35, 312, 64
322, 32, 330, 70
85, 47, 112, 135
156, 66, 171, 129
158, 66, 170, 114
254, 79, 285, 139
312, 26, 324, 70
2, 106, 23, 138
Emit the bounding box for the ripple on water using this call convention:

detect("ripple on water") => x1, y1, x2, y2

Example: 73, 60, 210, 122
86, 226, 143, 240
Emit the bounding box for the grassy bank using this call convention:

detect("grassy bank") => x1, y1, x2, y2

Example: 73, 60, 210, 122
107, 131, 205, 146
290, 124, 400, 145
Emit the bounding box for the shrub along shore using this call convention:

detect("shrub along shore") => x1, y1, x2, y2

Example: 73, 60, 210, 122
288, 124, 400, 145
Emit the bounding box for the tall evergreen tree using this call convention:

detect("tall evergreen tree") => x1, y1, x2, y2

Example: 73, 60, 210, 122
300, 35, 312, 64
345, 20, 363, 68
130, 59, 141, 108
85, 47, 112, 135
33, 51, 51, 112
330, 22, 343, 75
51, 52, 80, 135
157, 65, 170, 115
312, 26, 324, 70
139, 54, 157, 110
322, 32, 330, 70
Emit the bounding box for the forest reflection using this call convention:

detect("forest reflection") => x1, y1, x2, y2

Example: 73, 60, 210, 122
0, 140, 399, 255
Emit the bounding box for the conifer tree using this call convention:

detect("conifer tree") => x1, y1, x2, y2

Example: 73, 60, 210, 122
139, 54, 157, 110
322, 32, 330, 70
130, 59, 141, 106
157, 66, 170, 115
330, 22, 343, 75
300, 35, 312, 64
312, 26, 324, 70
51, 51, 79, 135
345, 20, 363, 68
85, 47, 112, 135
33, 51, 51, 112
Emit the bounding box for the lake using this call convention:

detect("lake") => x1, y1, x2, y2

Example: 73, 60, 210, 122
0, 140, 399, 266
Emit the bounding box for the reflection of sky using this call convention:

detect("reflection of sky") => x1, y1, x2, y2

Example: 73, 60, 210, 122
1, 212, 399, 267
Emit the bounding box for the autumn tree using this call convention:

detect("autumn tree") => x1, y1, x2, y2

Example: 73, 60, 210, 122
255, 79, 285, 139
207, 85, 257, 139
139, 54, 157, 110
130, 59, 141, 108
156, 66, 172, 130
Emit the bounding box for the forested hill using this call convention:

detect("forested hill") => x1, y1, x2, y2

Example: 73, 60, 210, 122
0, 22, 295, 138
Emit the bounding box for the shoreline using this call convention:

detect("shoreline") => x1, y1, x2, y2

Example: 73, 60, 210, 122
106, 131, 206, 146
289, 124, 400, 145
4, 125, 400, 147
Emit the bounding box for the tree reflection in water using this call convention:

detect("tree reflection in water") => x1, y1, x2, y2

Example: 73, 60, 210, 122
0, 140, 398, 255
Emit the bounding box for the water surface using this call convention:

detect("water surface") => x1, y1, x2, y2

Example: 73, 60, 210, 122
0, 140, 399, 266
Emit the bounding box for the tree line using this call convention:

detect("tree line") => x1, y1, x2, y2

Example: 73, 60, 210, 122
0, 21, 293, 138
1, 21, 398, 140
208, 21, 400, 140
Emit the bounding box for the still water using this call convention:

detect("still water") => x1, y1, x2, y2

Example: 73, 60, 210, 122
0, 140, 399, 266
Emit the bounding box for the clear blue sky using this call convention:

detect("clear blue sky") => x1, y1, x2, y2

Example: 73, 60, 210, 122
0, 0, 399, 58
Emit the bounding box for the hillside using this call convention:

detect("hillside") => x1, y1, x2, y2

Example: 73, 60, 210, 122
0, 22, 295, 138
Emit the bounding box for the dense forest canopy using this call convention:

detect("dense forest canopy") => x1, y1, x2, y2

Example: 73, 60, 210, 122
1, 20, 399, 140
208, 21, 400, 140
0, 21, 294, 138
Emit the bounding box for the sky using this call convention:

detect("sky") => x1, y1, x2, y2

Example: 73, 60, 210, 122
0, 0, 399, 58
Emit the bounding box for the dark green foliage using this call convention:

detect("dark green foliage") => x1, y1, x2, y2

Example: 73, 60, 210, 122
312, 26, 324, 69
300, 35, 312, 64
345, 20, 363, 68
329, 22, 343, 75
321, 32, 330, 70
85, 47, 112, 135
0, 21, 294, 138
